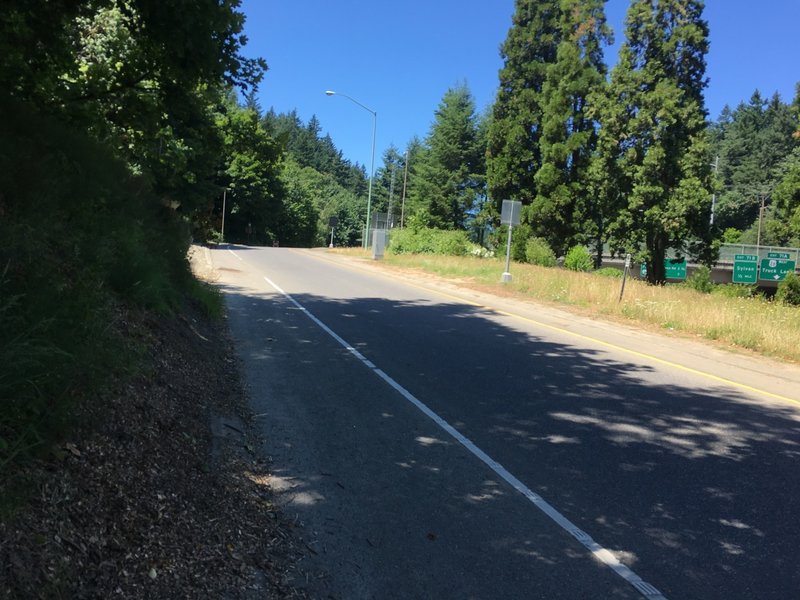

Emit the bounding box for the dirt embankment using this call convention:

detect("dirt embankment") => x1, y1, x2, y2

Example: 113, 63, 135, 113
0, 249, 309, 599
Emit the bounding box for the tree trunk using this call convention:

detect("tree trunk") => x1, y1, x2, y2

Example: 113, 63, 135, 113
647, 234, 667, 284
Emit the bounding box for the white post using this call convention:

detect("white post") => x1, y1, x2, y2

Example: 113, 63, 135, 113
501, 225, 513, 282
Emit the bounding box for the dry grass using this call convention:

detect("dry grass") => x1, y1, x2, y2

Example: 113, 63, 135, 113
330, 249, 800, 363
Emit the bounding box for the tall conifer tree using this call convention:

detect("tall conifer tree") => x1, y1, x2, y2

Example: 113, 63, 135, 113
532, 0, 611, 255
413, 83, 484, 229
487, 0, 561, 208
592, 0, 713, 283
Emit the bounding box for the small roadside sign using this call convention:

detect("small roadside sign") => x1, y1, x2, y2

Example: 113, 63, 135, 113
733, 254, 758, 284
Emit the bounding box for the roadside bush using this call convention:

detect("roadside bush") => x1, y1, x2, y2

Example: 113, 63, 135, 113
684, 266, 714, 294
387, 227, 471, 256
777, 273, 800, 306
711, 284, 759, 299
594, 267, 623, 278
564, 245, 593, 272
510, 224, 533, 262
525, 237, 557, 267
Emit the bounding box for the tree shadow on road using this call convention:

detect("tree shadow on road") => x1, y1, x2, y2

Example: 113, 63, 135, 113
218, 280, 800, 600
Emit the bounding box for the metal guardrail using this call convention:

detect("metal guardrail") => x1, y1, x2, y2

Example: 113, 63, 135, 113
717, 243, 800, 264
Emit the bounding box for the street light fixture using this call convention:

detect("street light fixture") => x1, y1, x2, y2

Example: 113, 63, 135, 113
325, 90, 377, 249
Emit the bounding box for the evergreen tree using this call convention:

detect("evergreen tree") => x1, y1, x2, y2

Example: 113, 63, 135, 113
532, 0, 611, 255
216, 92, 284, 244
592, 0, 713, 283
396, 136, 426, 227
487, 0, 561, 209
713, 91, 798, 231
413, 83, 485, 229
372, 145, 405, 227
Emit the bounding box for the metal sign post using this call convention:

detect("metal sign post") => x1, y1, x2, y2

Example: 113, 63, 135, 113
328, 216, 338, 248
619, 254, 631, 302
500, 200, 522, 282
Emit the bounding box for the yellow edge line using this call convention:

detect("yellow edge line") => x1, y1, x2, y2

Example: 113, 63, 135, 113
297, 250, 800, 408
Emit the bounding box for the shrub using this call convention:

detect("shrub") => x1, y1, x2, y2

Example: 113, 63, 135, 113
777, 273, 800, 306
387, 227, 471, 256
524, 237, 557, 267
684, 266, 714, 294
711, 284, 759, 299
564, 245, 593, 272
594, 267, 623, 278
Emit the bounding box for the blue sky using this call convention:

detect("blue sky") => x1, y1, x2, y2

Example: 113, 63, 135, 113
240, 0, 799, 171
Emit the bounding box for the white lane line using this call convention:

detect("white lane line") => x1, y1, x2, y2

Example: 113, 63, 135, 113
227, 248, 243, 261
262, 275, 667, 600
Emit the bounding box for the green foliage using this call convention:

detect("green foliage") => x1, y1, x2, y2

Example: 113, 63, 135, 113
564, 246, 593, 272
711, 284, 759, 299
187, 279, 225, 320
387, 228, 472, 256
712, 93, 798, 232
684, 266, 714, 294
722, 228, 742, 243
0, 97, 200, 475
216, 93, 286, 245
772, 148, 800, 243
487, 0, 560, 207
410, 83, 486, 229
262, 109, 368, 197
777, 273, 800, 306
594, 267, 624, 278
524, 237, 557, 267
591, 0, 713, 283
531, 0, 611, 254
0, 0, 270, 493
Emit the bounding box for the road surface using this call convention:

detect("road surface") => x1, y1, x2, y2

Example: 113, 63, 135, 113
210, 245, 800, 600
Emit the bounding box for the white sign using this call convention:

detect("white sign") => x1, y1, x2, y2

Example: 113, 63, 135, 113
501, 200, 522, 226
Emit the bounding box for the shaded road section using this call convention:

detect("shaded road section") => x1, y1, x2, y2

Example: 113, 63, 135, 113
213, 246, 800, 600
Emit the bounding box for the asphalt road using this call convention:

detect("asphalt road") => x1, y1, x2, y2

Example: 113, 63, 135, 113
211, 245, 800, 600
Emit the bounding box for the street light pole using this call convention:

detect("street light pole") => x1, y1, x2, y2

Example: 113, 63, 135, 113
221, 189, 227, 244
325, 90, 377, 249
400, 150, 409, 228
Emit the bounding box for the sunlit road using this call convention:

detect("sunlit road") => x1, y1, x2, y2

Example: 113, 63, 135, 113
212, 245, 800, 600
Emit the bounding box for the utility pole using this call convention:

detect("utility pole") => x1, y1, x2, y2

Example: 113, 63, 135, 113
710, 156, 719, 225
400, 150, 409, 228
221, 189, 227, 244
756, 193, 767, 249
387, 162, 397, 229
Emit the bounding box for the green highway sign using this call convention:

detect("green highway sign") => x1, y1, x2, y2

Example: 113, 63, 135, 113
759, 257, 796, 281
639, 259, 688, 280
665, 258, 687, 280
732, 254, 758, 284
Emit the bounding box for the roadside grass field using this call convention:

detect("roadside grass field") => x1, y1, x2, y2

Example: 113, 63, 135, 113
331, 249, 800, 364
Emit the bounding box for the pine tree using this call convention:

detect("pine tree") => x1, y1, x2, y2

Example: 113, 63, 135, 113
487, 0, 561, 209
413, 83, 484, 229
531, 0, 611, 255
713, 91, 797, 231
592, 0, 712, 283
